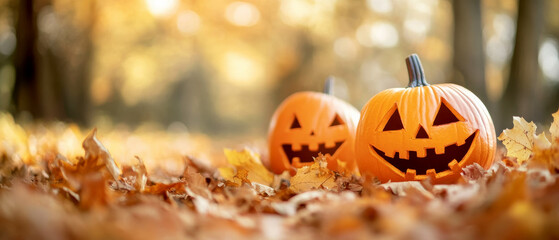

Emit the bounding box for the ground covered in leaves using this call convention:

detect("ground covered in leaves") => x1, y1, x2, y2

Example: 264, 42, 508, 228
1, 110, 559, 240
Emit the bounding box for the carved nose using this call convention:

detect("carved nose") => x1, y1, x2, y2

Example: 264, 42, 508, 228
310, 130, 315, 136
416, 125, 429, 139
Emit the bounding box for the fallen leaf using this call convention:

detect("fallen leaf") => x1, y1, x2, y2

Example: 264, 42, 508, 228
498, 117, 539, 165
289, 154, 337, 193
218, 148, 274, 186
183, 166, 211, 199
251, 182, 275, 196
534, 132, 551, 150
79, 172, 109, 209
380, 181, 432, 198
120, 156, 148, 192
461, 163, 486, 182
82, 128, 121, 181
2, 110, 559, 239
550, 108, 559, 142
272, 190, 332, 216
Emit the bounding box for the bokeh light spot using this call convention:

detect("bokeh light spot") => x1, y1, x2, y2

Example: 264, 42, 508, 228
221, 51, 264, 89
366, 0, 393, 13
0, 31, 16, 56
539, 39, 559, 82
486, 36, 512, 66
225, 2, 260, 27
145, 0, 178, 17
493, 14, 515, 41
334, 37, 358, 59
369, 22, 399, 48
279, 0, 312, 26
177, 10, 200, 34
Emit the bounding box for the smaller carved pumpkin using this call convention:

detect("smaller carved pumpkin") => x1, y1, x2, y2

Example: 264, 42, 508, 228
268, 79, 360, 174
355, 54, 497, 184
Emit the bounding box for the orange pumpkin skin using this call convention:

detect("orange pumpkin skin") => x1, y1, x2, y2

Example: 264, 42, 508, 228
268, 91, 360, 174
355, 54, 496, 184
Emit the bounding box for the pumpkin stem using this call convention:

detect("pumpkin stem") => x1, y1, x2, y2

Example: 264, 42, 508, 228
323, 76, 334, 95
406, 54, 429, 87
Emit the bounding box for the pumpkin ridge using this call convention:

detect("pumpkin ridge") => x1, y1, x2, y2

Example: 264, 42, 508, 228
269, 84, 360, 174
355, 54, 496, 184
444, 84, 495, 167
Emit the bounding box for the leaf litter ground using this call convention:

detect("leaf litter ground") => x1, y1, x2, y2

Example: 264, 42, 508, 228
1, 109, 559, 239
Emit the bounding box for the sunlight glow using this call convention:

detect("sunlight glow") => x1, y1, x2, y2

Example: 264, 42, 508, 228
177, 10, 200, 34
222, 51, 264, 88
539, 39, 559, 82
356, 22, 399, 48
493, 14, 515, 41
279, 0, 312, 26
145, 0, 178, 17
369, 22, 399, 48
334, 37, 358, 59
122, 54, 157, 106
486, 36, 512, 66
366, 0, 393, 13
225, 2, 260, 27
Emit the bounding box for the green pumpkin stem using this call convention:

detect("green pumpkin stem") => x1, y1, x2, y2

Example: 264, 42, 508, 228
323, 76, 334, 95
406, 54, 429, 87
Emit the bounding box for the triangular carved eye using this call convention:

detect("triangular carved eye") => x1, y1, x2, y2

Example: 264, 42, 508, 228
383, 108, 404, 131
290, 115, 301, 129
329, 114, 344, 126
433, 101, 461, 126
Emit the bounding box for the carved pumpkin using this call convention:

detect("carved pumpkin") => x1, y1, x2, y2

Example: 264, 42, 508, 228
268, 79, 360, 174
355, 54, 496, 184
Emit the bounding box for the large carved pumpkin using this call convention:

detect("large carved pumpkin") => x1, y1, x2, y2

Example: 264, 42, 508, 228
355, 54, 496, 184
268, 80, 360, 174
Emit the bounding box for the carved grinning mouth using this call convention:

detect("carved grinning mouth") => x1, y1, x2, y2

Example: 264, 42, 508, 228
370, 131, 477, 175
282, 141, 344, 164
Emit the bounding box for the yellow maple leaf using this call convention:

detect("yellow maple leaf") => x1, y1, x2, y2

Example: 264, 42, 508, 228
498, 117, 540, 165
289, 154, 337, 193
550, 109, 559, 142
218, 148, 274, 186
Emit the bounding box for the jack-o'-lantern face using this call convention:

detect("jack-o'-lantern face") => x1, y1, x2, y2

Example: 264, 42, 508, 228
268, 91, 359, 174
355, 54, 496, 184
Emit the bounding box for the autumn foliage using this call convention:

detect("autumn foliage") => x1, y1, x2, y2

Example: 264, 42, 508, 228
0, 109, 559, 239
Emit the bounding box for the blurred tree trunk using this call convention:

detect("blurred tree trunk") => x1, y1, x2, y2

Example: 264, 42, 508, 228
274, 33, 314, 105
172, 58, 217, 134
60, 0, 96, 125
500, 0, 544, 129
12, 0, 41, 118
452, 0, 488, 104
11, 0, 95, 125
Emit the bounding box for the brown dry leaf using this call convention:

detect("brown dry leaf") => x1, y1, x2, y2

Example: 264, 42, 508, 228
183, 166, 211, 198
79, 172, 110, 209
289, 155, 337, 193
133, 157, 148, 191
461, 163, 487, 182
550, 108, 559, 142
498, 117, 540, 165
82, 128, 121, 181
218, 148, 274, 186
380, 181, 432, 198
6, 110, 559, 239
529, 140, 559, 171
144, 181, 186, 196
120, 157, 148, 192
